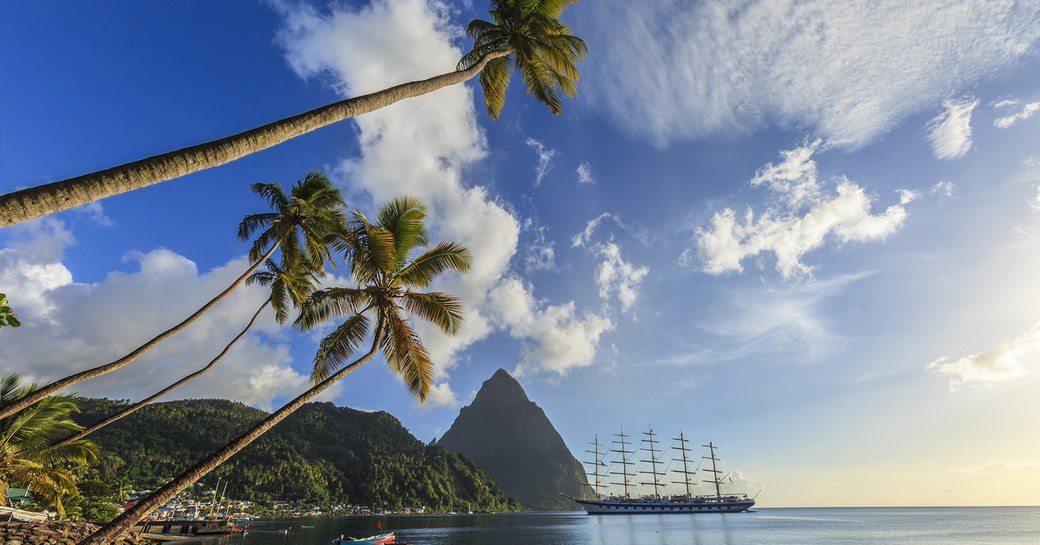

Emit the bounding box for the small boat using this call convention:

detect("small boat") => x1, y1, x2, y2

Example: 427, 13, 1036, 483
333, 532, 395, 544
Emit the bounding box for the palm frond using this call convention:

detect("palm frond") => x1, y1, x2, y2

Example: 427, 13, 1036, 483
402, 291, 464, 335
295, 287, 369, 331
312, 313, 371, 384
395, 241, 472, 288
380, 308, 434, 402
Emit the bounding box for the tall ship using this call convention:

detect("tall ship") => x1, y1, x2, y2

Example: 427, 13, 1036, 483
568, 426, 755, 514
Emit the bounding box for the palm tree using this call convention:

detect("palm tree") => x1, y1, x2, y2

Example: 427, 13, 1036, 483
0, 0, 587, 227
0, 375, 97, 519
55, 258, 320, 446
81, 196, 469, 545
0, 171, 345, 421
0, 293, 19, 328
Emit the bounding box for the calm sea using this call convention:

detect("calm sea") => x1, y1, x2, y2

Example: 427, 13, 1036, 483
198, 508, 1040, 545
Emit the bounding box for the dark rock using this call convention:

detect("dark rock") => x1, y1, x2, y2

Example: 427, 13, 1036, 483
438, 369, 590, 510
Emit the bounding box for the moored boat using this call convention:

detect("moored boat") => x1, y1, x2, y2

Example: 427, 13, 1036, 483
333, 532, 396, 544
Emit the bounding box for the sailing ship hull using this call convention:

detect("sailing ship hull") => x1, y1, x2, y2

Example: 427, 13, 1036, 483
574, 497, 754, 514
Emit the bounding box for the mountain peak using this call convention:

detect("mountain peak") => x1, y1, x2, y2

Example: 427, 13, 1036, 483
473, 368, 529, 405
438, 369, 590, 510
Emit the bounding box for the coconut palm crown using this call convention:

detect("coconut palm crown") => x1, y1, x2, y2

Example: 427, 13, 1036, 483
296, 195, 471, 401
458, 0, 588, 119
0, 375, 97, 517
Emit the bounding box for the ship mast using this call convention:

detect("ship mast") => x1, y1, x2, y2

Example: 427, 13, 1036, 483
638, 426, 666, 498
671, 431, 697, 497
609, 427, 636, 498
583, 434, 607, 498
702, 441, 723, 499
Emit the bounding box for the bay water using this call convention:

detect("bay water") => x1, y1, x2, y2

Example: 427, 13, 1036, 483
204, 507, 1038, 545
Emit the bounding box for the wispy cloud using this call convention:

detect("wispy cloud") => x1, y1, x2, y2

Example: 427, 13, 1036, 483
571, 213, 651, 313
692, 141, 914, 278
928, 322, 1039, 391
526, 137, 558, 187
576, 162, 595, 185
595, 242, 649, 313
523, 224, 556, 273
926, 97, 978, 160
579, 1, 1040, 148
932, 180, 956, 199
993, 100, 1040, 128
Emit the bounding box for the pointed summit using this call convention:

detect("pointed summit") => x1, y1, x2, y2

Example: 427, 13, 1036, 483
472, 368, 530, 405
438, 369, 590, 510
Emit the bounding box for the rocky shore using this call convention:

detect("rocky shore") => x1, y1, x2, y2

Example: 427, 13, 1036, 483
0, 521, 142, 545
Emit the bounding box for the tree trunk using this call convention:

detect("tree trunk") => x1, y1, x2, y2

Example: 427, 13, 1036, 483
0, 50, 510, 228
0, 243, 279, 421
56, 300, 269, 446
79, 324, 385, 545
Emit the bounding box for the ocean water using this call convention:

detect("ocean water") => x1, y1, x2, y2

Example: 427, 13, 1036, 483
208, 507, 1039, 545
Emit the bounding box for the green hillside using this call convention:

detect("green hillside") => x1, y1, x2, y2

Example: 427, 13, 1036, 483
71, 398, 521, 513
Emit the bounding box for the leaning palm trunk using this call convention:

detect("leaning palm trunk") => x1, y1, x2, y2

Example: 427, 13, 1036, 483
55, 301, 269, 446
0, 243, 279, 421
0, 51, 509, 228
79, 325, 385, 545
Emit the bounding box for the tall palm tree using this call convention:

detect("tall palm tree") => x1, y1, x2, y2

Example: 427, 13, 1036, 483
81, 196, 469, 545
55, 258, 320, 446
0, 171, 345, 421
0, 0, 587, 228
0, 375, 97, 519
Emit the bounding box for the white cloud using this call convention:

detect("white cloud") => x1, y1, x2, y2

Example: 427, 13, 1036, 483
488, 278, 613, 376
928, 322, 1039, 391
423, 381, 459, 408
926, 97, 978, 160
570, 214, 651, 313
693, 141, 913, 278
994, 100, 1040, 128
595, 242, 649, 313
959, 460, 1040, 477
277, 0, 613, 380
1032, 183, 1040, 211
576, 162, 595, 185
578, 1, 1040, 148
992, 99, 1021, 109
572, 212, 651, 248
523, 225, 556, 273
0, 221, 313, 411
525, 137, 557, 187
932, 180, 956, 199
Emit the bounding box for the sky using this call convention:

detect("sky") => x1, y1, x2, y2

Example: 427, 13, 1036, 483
2, 0, 1040, 508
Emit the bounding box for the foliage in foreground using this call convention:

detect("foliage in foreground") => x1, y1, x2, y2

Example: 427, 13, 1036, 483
0, 375, 97, 518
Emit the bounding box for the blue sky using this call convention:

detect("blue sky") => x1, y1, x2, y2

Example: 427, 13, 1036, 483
3, 0, 1040, 507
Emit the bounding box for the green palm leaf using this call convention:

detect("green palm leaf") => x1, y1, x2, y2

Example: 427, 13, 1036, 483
395, 241, 472, 288
402, 291, 464, 335
312, 313, 371, 384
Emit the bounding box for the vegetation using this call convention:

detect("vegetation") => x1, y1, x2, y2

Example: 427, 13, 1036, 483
83, 196, 471, 545
58, 180, 333, 444
0, 171, 345, 422
0, 0, 587, 227
0, 293, 18, 328
70, 397, 520, 513
0, 375, 97, 518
